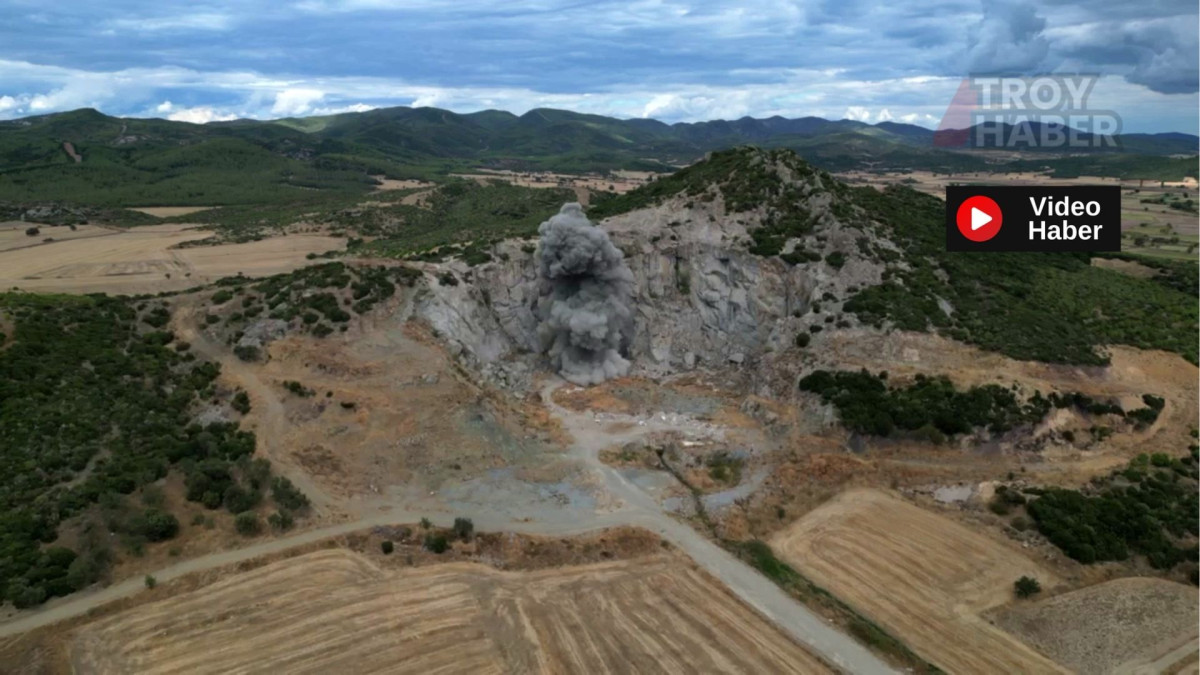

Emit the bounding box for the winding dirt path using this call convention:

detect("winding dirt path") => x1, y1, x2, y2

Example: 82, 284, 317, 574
172, 301, 339, 518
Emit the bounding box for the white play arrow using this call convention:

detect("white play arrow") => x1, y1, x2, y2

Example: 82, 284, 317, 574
971, 207, 992, 230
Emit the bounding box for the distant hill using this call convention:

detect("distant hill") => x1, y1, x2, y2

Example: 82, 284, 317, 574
0, 106, 1195, 206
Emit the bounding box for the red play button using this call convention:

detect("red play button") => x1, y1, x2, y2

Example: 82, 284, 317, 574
955, 195, 1003, 242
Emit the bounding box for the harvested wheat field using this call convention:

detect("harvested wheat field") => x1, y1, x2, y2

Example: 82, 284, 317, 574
0, 225, 344, 294
0, 222, 125, 252
68, 548, 829, 674
992, 577, 1199, 675
771, 488, 1066, 674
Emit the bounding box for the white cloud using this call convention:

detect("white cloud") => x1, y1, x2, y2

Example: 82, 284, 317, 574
270, 88, 326, 116
311, 102, 376, 115
0, 57, 1193, 132
900, 112, 939, 125
844, 106, 872, 122
167, 107, 238, 124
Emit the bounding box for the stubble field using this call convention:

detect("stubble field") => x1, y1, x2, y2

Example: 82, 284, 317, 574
771, 488, 1066, 674
0, 223, 345, 294
68, 548, 830, 674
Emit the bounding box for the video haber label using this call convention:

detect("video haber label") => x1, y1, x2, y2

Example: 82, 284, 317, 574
945, 185, 1121, 252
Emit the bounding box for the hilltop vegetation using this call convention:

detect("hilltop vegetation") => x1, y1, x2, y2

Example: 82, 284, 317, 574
202, 262, 421, 348
591, 148, 1197, 366
1, 107, 1194, 208
356, 180, 575, 262
844, 185, 1198, 365
0, 293, 303, 607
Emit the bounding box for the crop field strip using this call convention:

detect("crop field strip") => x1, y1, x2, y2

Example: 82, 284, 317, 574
772, 489, 1066, 674
69, 549, 831, 674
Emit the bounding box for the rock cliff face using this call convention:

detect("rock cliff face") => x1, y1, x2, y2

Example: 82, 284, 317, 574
411, 149, 894, 391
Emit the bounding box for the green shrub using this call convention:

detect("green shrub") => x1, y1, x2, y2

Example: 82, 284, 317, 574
234, 512, 260, 536
1014, 576, 1041, 598
381, 540, 395, 555
232, 391, 251, 414
452, 517, 474, 541
267, 510, 294, 531
424, 533, 449, 554
130, 509, 180, 542
1027, 452, 1198, 568
799, 369, 1050, 438
271, 476, 310, 512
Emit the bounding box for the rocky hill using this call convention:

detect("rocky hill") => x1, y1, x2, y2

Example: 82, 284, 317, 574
410, 147, 1197, 392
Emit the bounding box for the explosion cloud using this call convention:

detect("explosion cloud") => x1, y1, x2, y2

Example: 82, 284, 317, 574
536, 203, 635, 385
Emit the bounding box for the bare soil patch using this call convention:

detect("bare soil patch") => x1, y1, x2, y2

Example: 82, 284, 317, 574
771, 488, 1066, 673
0, 228, 344, 295
449, 169, 658, 205
370, 176, 435, 192
1090, 257, 1160, 278
991, 577, 1199, 675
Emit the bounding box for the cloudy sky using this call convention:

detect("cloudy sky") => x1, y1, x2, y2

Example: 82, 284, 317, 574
0, 0, 1196, 132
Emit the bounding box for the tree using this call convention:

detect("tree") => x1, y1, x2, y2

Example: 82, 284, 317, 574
271, 476, 310, 511
133, 509, 180, 542
24, 227, 39, 236
1014, 576, 1041, 598
233, 345, 259, 362
234, 512, 260, 536
144, 574, 157, 589
381, 540, 394, 555
424, 533, 448, 554
452, 517, 474, 541
223, 484, 259, 514
267, 510, 294, 531
232, 391, 251, 414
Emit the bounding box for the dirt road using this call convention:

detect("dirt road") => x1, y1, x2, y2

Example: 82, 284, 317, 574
0, 336, 894, 673
172, 302, 340, 517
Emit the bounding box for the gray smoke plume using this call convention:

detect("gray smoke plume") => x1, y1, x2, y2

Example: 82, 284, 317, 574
536, 203, 634, 385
